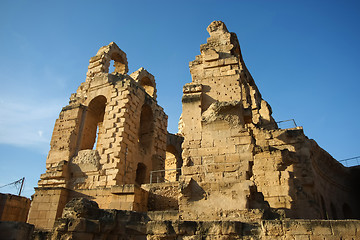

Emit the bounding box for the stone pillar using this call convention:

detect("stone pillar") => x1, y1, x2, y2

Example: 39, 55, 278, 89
27, 105, 84, 229
27, 187, 69, 230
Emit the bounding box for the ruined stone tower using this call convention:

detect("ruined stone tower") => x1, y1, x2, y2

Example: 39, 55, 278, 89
178, 21, 360, 221
26, 21, 360, 235
27, 42, 167, 229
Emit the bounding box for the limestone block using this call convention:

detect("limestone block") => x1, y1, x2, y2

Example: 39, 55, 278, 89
330, 220, 357, 236
146, 221, 175, 235
214, 155, 226, 163
261, 220, 284, 236
183, 83, 202, 93
283, 220, 312, 235
201, 221, 223, 235
213, 137, 227, 147
70, 150, 101, 173
202, 156, 214, 164
198, 147, 219, 156
172, 221, 197, 235
309, 220, 332, 235
203, 49, 220, 62
182, 166, 202, 176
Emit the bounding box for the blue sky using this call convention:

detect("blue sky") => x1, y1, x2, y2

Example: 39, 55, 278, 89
1, 0, 359, 198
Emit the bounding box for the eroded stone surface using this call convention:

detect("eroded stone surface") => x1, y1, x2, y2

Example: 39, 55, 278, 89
179, 20, 360, 222
27, 41, 168, 230
0, 193, 31, 222
33, 198, 360, 240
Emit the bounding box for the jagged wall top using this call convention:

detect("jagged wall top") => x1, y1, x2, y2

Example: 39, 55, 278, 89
185, 20, 277, 129
190, 21, 244, 81
130, 67, 157, 100
86, 42, 129, 80
207, 20, 229, 36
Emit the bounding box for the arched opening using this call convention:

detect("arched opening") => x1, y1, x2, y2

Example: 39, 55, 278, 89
135, 163, 147, 185
109, 60, 115, 73
165, 145, 180, 182
109, 52, 127, 74
138, 104, 154, 151
80, 95, 107, 150
139, 77, 155, 97
330, 202, 338, 220
343, 203, 352, 219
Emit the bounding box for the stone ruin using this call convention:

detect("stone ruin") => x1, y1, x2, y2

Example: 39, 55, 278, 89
21, 21, 360, 239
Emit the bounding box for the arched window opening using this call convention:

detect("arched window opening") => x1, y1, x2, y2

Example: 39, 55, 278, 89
135, 163, 147, 185
80, 95, 107, 150
165, 145, 180, 182
138, 104, 154, 151
343, 203, 352, 219
109, 60, 115, 73
93, 123, 102, 150
110, 52, 126, 74
140, 77, 155, 97
330, 202, 338, 220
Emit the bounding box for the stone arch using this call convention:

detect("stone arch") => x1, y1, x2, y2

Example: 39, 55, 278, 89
108, 50, 127, 74
138, 104, 154, 151
79, 95, 107, 150
139, 76, 155, 97
135, 162, 147, 185
87, 42, 128, 78
130, 67, 157, 99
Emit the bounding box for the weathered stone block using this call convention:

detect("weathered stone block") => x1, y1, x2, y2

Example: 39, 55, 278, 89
283, 220, 312, 235
330, 220, 357, 236
221, 221, 242, 235
173, 221, 198, 235
309, 220, 332, 235
146, 221, 175, 235
262, 220, 283, 236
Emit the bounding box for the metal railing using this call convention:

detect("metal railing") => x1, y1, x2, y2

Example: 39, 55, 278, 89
150, 168, 181, 184
276, 119, 297, 129
339, 156, 360, 167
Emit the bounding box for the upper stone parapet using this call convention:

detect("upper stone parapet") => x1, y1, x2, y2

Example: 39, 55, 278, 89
86, 42, 129, 79
206, 21, 229, 36
130, 67, 157, 100
186, 20, 277, 129
190, 21, 243, 82
198, 21, 241, 59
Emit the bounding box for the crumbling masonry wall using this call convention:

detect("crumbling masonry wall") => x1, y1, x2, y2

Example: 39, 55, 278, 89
44, 198, 360, 240
24, 20, 360, 236
27, 42, 167, 230
0, 193, 31, 222
178, 21, 360, 221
